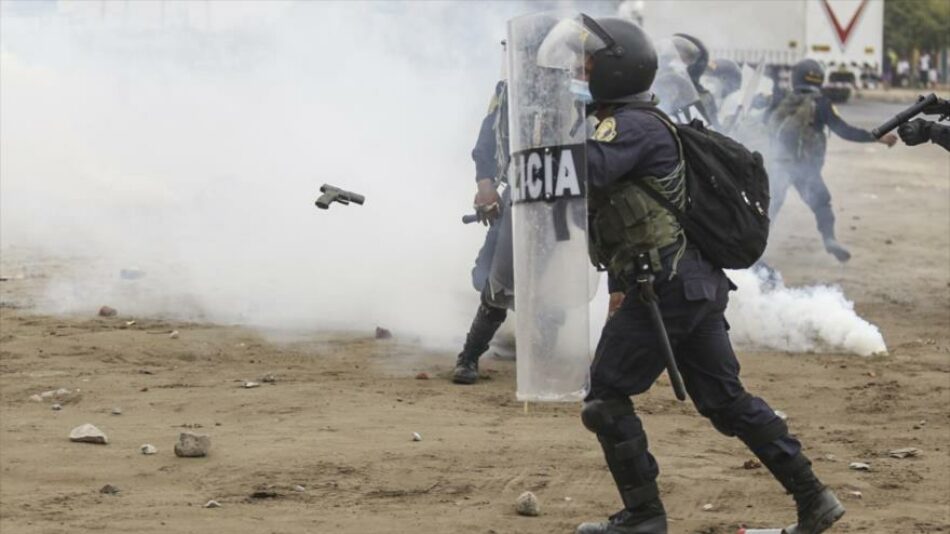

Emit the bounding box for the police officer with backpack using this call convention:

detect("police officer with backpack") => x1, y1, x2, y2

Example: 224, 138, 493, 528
568, 17, 846, 534
767, 59, 897, 262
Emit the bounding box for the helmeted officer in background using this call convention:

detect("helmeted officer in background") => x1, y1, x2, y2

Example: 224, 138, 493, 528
767, 58, 897, 263
571, 17, 846, 534
660, 33, 720, 129
453, 75, 515, 385
703, 57, 743, 123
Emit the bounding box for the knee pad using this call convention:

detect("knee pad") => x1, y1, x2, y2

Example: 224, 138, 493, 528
581, 398, 633, 435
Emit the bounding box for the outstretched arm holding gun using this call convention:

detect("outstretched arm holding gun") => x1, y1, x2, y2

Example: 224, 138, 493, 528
872, 93, 950, 151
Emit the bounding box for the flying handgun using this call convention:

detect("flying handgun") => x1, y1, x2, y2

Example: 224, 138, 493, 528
872, 93, 948, 139
315, 184, 365, 210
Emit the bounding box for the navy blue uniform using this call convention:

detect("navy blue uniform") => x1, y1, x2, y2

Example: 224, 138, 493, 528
469, 81, 513, 305
584, 106, 800, 511
769, 90, 876, 244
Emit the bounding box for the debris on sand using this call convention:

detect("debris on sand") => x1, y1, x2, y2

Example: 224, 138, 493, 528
174, 432, 210, 457
848, 462, 871, 471
33, 388, 80, 404
69, 424, 108, 444
99, 484, 120, 495
888, 447, 920, 459
293, 485, 306, 492
743, 459, 762, 470
140, 444, 158, 455
204, 500, 221, 508
515, 491, 540, 517
99, 306, 117, 317
847, 490, 863, 499
111, 407, 123, 415
168, 330, 180, 339
415, 372, 429, 380
702, 503, 714, 511
260, 374, 277, 384
51, 403, 62, 411
375, 326, 392, 339
241, 381, 261, 389
249, 489, 280, 499
411, 432, 422, 442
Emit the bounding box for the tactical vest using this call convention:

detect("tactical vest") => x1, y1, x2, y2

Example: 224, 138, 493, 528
768, 92, 826, 164
588, 157, 687, 281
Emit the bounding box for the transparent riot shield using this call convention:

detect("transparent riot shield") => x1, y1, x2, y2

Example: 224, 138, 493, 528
507, 12, 593, 402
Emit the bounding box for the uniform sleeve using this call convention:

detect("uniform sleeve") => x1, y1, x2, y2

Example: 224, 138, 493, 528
587, 111, 678, 188
818, 97, 875, 142
471, 81, 506, 181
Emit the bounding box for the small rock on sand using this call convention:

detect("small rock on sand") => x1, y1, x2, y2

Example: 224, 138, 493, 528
293, 485, 306, 492
849, 462, 871, 471
204, 500, 220, 508
99, 484, 120, 495
51, 403, 62, 411
375, 326, 392, 339
98, 306, 117, 317
242, 381, 260, 389
412, 432, 422, 442
168, 330, 180, 339
140, 444, 158, 455
415, 372, 429, 380
888, 447, 921, 459
175, 432, 211, 457
69, 424, 108, 444
515, 491, 540, 517
111, 407, 122, 415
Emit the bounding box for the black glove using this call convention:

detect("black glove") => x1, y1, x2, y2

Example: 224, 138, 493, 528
921, 97, 950, 117
898, 118, 932, 146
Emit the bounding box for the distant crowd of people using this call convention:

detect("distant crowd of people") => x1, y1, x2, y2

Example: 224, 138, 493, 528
886, 50, 944, 89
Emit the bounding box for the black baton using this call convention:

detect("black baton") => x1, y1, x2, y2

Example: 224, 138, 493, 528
635, 255, 687, 401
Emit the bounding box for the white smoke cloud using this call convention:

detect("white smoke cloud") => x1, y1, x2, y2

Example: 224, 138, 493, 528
726, 267, 887, 356
0, 0, 534, 346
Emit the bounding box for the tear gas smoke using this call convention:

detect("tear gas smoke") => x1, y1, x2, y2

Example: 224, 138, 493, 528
725, 268, 887, 356
1, 1, 887, 358
0, 1, 539, 346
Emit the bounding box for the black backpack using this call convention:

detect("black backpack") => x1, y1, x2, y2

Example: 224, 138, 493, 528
635, 111, 771, 269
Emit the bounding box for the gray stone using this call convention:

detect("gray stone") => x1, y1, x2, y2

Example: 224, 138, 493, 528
174, 432, 210, 457
111, 407, 123, 416
100, 484, 120, 495
69, 424, 108, 444
51, 403, 62, 411
515, 491, 540, 517
140, 444, 158, 455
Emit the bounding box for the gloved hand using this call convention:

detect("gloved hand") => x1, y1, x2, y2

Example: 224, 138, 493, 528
473, 178, 501, 225
898, 119, 932, 146
878, 132, 898, 147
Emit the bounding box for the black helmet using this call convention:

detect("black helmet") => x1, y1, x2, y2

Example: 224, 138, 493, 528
792, 58, 825, 88
586, 17, 658, 102
672, 33, 709, 85
705, 58, 742, 96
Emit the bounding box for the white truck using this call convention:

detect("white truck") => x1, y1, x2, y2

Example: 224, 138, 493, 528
618, 0, 884, 101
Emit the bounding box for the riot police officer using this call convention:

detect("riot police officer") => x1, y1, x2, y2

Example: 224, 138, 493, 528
767, 59, 897, 262
453, 77, 515, 385
572, 17, 846, 534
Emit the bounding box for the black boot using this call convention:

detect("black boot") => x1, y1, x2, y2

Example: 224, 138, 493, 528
452, 303, 505, 385
575, 501, 667, 534
763, 454, 845, 534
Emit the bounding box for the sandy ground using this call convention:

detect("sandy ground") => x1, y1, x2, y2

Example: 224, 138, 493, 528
1, 102, 949, 533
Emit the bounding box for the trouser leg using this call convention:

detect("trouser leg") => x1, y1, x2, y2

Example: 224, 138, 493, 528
580, 397, 665, 521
